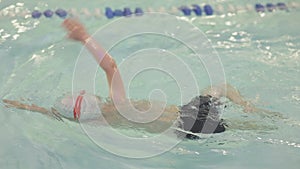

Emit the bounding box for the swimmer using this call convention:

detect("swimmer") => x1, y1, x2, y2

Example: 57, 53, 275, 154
2, 18, 282, 138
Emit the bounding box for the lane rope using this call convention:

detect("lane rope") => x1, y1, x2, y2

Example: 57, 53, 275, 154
0, 2, 298, 19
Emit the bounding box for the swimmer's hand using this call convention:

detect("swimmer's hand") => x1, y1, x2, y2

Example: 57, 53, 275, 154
62, 18, 90, 43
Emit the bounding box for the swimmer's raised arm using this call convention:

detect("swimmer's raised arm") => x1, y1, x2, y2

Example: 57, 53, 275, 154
62, 18, 126, 102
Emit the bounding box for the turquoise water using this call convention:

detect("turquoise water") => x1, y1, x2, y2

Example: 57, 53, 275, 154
1, 0, 300, 168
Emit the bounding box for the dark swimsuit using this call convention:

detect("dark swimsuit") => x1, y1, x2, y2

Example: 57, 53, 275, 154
177, 95, 227, 139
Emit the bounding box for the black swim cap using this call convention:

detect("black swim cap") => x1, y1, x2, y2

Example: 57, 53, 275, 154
178, 95, 226, 139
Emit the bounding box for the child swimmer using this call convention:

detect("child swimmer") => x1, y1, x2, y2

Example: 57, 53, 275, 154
2, 18, 282, 138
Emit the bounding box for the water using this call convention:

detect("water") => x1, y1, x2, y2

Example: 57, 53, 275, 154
0, 0, 300, 168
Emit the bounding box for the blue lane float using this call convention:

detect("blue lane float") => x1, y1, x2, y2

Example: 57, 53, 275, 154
255, 4, 265, 12
105, 7, 114, 19
179, 6, 192, 16
32, 10, 42, 19
123, 7, 132, 16
135, 7, 143, 16
106, 7, 142, 18
192, 4, 202, 16
277, 2, 288, 11
55, 9, 67, 18
114, 9, 123, 17
43, 9, 53, 18
266, 3, 276, 12
204, 5, 213, 16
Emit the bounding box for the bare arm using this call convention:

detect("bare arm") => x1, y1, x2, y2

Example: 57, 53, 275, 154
203, 84, 283, 118
2, 99, 63, 121
203, 84, 247, 105
62, 18, 126, 103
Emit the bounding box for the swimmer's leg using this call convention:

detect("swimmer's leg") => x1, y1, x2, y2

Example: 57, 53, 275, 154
2, 99, 63, 121
224, 119, 278, 131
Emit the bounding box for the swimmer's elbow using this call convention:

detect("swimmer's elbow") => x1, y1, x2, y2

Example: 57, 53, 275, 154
101, 56, 118, 73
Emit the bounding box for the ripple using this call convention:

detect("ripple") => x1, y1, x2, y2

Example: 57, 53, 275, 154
262, 138, 300, 148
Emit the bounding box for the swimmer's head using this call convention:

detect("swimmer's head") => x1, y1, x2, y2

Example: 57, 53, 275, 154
178, 95, 226, 139
54, 91, 102, 121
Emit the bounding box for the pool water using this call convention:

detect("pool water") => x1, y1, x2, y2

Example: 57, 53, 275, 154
0, 0, 300, 169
